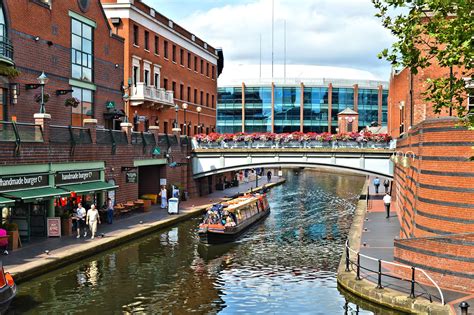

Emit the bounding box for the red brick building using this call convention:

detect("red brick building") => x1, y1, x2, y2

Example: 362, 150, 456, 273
101, 0, 222, 135
388, 64, 474, 292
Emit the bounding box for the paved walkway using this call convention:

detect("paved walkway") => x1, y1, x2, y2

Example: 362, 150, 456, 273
1, 175, 284, 282
359, 176, 472, 314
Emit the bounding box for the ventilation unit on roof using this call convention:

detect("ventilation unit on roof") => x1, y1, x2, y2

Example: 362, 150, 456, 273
169, 20, 173, 28
150, 9, 155, 17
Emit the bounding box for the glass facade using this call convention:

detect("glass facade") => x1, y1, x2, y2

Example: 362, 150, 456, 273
274, 87, 300, 133
216, 87, 242, 133
244, 87, 272, 132
71, 18, 93, 82
217, 85, 388, 134
331, 88, 354, 133
303, 87, 329, 133
358, 88, 380, 128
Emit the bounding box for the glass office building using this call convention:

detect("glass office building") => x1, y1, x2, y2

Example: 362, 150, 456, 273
217, 82, 388, 134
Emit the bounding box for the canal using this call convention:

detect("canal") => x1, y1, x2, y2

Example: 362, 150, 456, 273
9, 170, 392, 314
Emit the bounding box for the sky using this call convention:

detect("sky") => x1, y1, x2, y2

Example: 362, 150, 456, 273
143, 0, 394, 80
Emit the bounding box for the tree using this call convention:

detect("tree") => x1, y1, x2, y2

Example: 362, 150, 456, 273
372, 0, 473, 128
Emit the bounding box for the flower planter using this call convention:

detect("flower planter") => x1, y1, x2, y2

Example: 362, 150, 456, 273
252, 140, 272, 148
339, 141, 360, 149
61, 217, 73, 236
367, 141, 387, 149
282, 141, 302, 148
201, 142, 220, 149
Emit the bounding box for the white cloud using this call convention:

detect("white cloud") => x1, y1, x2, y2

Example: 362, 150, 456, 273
154, 0, 395, 80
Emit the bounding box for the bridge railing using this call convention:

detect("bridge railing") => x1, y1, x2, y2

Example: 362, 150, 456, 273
193, 139, 391, 150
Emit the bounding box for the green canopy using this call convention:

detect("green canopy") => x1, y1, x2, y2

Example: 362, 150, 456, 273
59, 181, 118, 194
0, 196, 15, 207
3, 187, 70, 202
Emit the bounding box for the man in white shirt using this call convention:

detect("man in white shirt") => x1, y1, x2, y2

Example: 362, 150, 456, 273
76, 203, 87, 238
383, 193, 392, 218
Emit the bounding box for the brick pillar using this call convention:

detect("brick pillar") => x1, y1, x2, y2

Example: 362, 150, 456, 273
121, 122, 133, 143
34, 113, 51, 143
148, 125, 160, 143
83, 118, 97, 144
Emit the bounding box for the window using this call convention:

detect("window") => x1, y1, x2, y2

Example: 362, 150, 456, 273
187, 86, 191, 102
194, 56, 197, 71
132, 65, 139, 86
71, 18, 93, 82
200, 91, 203, 105
194, 88, 197, 103
153, 36, 159, 55
172, 81, 176, 95
187, 52, 191, 69
154, 73, 160, 88
163, 78, 168, 90
0, 89, 5, 121
200, 59, 203, 74
172, 45, 176, 62
144, 30, 149, 51
212, 65, 215, 79
206, 62, 209, 77
180, 84, 184, 99
71, 87, 93, 126
144, 69, 150, 86
211, 94, 215, 108
180, 48, 184, 65
133, 24, 139, 46
206, 93, 209, 106
164, 40, 168, 58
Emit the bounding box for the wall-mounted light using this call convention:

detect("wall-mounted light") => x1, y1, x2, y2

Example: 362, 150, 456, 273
9, 83, 19, 105
401, 151, 416, 168
399, 101, 405, 110
34, 36, 40, 42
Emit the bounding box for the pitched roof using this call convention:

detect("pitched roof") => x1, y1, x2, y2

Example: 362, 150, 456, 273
338, 107, 359, 115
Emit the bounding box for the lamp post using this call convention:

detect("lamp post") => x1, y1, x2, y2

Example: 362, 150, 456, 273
172, 104, 181, 133
37, 71, 48, 114
182, 103, 188, 136
197, 106, 202, 134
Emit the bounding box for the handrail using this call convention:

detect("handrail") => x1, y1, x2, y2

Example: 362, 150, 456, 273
345, 240, 444, 305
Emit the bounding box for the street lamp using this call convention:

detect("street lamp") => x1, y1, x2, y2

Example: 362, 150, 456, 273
172, 104, 181, 133
196, 106, 202, 134
182, 103, 188, 136
37, 71, 48, 114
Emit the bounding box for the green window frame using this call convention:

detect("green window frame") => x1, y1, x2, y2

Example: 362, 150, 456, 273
71, 18, 93, 82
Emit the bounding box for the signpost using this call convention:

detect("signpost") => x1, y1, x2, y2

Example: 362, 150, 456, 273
125, 171, 138, 183
47, 217, 61, 237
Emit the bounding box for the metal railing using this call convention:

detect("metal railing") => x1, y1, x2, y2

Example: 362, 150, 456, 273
0, 121, 43, 155
111, 130, 128, 145
131, 132, 144, 145
50, 125, 91, 144
0, 36, 14, 62
344, 240, 444, 305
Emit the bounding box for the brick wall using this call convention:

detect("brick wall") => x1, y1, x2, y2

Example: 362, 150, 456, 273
392, 117, 474, 292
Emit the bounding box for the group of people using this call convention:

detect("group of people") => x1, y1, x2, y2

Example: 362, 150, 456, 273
203, 204, 237, 227
73, 199, 113, 240
373, 176, 392, 218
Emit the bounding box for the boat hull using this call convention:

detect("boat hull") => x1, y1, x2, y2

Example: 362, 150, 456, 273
0, 284, 16, 313
199, 207, 270, 244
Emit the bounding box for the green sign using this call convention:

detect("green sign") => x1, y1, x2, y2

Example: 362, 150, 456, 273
152, 147, 161, 155
106, 101, 115, 109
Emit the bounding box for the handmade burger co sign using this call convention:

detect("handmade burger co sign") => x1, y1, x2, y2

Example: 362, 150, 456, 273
55, 170, 100, 185
0, 174, 49, 192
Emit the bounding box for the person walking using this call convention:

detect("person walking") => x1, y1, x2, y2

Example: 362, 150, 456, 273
373, 177, 380, 194
383, 179, 390, 194
383, 193, 392, 218
86, 205, 101, 239
160, 185, 168, 209
76, 203, 87, 238
106, 197, 114, 224
267, 170, 272, 183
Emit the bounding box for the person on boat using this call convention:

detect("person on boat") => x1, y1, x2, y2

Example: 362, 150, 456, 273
267, 171, 272, 183
225, 216, 236, 227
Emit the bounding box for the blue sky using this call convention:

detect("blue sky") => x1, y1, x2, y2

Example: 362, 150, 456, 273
143, 0, 394, 80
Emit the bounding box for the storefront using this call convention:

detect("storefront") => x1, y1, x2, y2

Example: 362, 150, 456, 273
0, 162, 118, 241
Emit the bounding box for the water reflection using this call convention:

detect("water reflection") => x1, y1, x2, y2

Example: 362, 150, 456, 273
10, 170, 390, 314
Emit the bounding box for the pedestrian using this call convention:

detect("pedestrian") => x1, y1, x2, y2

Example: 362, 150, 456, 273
244, 169, 249, 183
76, 202, 87, 238
373, 177, 380, 194
160, 185, 168, 209
239, 171, 244, 182
267, 170, 272, 183
106, 197, 114, 224
383, 179, 390, 194
383, 193, 392, 218
86, 205, 101, 239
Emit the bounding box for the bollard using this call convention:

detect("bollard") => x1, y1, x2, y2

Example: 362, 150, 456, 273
410, 267, 415, 298
345, 245, 350, 272
459, 301, 469, 315
356, 253, 361, 280
376, 259, 383, 289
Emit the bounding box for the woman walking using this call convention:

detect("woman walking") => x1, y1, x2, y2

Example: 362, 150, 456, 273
86, 205, 101, 239
160, 186, 168, 209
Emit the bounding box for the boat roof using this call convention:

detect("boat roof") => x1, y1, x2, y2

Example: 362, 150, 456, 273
226, 194, 263, 212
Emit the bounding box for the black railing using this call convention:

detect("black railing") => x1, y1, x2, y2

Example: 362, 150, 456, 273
96, 129, 113, 145
111, 130, 128, 145
70, 127, 92, 144
0, 121, 43, 156
143, 132, 156, 146
0, 36, 13, 62
131, 132, 143, 145
344, 240, 444, 305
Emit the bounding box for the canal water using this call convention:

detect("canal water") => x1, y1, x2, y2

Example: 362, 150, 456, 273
10, 170, 386, 314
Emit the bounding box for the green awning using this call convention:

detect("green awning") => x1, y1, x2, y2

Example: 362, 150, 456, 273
3, 187, 70, 202
0, 196, 15, 207
59, 181, 118, 194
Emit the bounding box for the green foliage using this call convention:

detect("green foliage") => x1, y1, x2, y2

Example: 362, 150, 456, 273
0, 64, 20, 78
373, 0, 473, 126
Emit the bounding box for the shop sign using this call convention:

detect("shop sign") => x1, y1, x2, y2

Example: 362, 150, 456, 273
47, 217, 61, 237
55, 170, 101, 185
152, 147, 161, 155
106, 101, 115, 109
125, 171, 138, 183
160, 178, 167, 186
0, 174, 49, 192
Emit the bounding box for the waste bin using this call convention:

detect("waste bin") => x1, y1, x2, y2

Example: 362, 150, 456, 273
168, 197, 179, 214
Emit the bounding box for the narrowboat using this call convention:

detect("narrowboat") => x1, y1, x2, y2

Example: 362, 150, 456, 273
198, 193, 270, 244
0, 264, 16, 313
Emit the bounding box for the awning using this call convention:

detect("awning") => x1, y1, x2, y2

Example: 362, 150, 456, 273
59, 181, 118, 194
3, 187, 70, 202
0, 196, 15, 207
